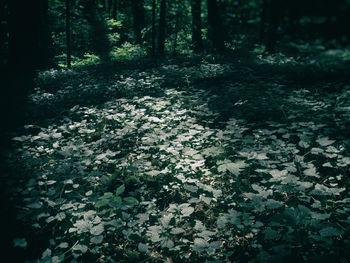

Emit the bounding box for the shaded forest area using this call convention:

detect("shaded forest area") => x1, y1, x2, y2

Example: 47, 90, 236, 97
1, 0, 350, 262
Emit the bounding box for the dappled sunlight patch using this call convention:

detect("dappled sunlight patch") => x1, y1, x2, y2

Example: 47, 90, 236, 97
110, 42, 147, 61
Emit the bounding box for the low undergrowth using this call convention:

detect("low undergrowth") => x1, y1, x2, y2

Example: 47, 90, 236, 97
3, 52, 350, 263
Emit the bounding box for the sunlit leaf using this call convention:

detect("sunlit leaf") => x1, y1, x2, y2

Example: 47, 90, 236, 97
217, 160, 247, 175
181, 206, 194, 217
316, 137, 335, 147
91, 223, 104, 236
193, 238, 209, 252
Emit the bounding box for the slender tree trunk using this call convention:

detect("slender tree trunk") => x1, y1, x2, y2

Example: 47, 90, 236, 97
66, 0, 71, 68
132, 0, 145, 44
151, 0, 156, 56
0, 0, 6, 57
207, 0, 224, 50
287, 0, 298, 36
39, 0, 50, 67
102, 0, 106, 10
259, 0, 267, 44
266, 0, 280, 52
158, 0, 166, 56
8, 0, 42, 69
191, 0, 202, 51
173, 1, 180, 55
112, 0, 117, 19
108, 0, 112, 17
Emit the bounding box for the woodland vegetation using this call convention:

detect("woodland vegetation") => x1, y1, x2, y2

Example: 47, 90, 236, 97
0, 0, 350, 262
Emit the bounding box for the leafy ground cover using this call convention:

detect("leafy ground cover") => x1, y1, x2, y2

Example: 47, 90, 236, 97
2, 49, 350, 262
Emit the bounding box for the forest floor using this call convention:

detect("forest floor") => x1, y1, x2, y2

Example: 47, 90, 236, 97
1, 46, 350, 262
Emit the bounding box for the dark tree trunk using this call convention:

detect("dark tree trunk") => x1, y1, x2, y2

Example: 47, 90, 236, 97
0, 0, 7, 61
0, 0, 4, 21
266, 0, 280, 52
38, 0, 50, 67
158, 0, 166, 56
132, 0, 145, 44
108, 0, 112, 17
7, 0, 50, 68
66, 0, 71, 68
151, 0, 156, 56
112, 0, 118, 19
191, 0, 202, 51
259, 0, 267, 44
207, 0, 224, 50
4, 0, 42, 134
286, 0, 299, 36
173, 1, 180, 55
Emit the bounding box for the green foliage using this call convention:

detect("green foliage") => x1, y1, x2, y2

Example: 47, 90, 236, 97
110, 42, 147, 61
5, 50, 350, 262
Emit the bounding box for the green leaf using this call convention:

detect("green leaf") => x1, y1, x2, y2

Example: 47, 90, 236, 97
217, 160, 247, 175
171, 227, 185, 235
58, 242, 69, 249
115, 184, 125, 196
319, 227, 343, 237
112, 196, 122, 205
91, 223, 104, 235
160, 238, 174, 249
265, 199, 283, 210
138, 243, 149, 254
73, 244, 88, 254
316, 137, 335, 147
27, 202, 42, 209
198, 230, 216, 239
181, 206, 194, 217
60, 203, 74, 210
147, 225, 161, 242
90, 235, 104, 244
311, 212, 330, 221
160, 213, 174, 228
95, 198, 109, 208
193, 238, 209, 252
123, 196, 139, 206
304, 166, 319, 177
13, 238, 27, 248
208, 241, 222, 253
202, 146, 224, 157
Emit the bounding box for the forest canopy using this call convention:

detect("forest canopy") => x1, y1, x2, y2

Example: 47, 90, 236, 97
1, 0, 349, 69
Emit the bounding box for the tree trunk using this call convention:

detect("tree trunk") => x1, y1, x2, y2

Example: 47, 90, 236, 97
102, 0, 106, 10
38, 0, 50, 67
158, 0, 166, 56
259, 0, 267, 44
132, 0, 145, 44
108, 0, 112, 17
0, 0, 7, 60
66, 0, 71, 68
287, 0, 298, 36
266, 0, 280, 52
173, 1, 180, 55
191, 0, 202, 51
207, 0, 224, 50
5, 0, 40, 132
8, 0, 44, 69
151, 0, 156, 56
112, 0, 118, 19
